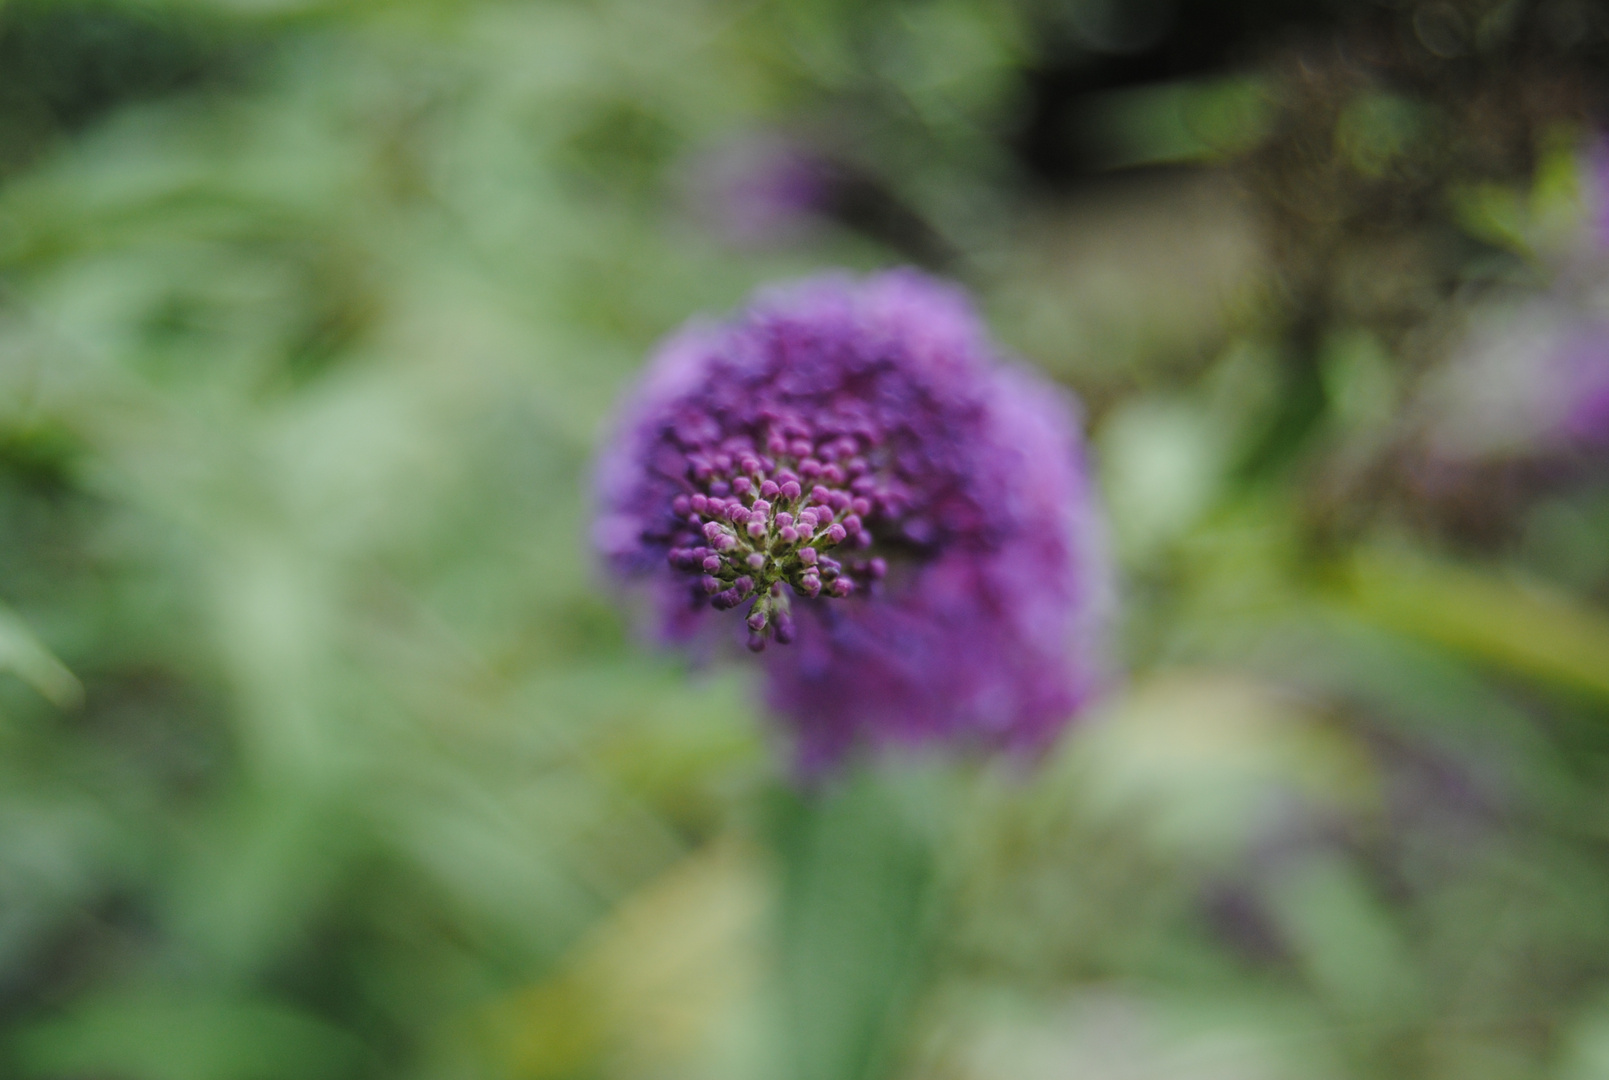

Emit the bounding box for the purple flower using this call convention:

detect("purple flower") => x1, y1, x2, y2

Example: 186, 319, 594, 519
1420, 298, 1609, 460
682, 133, 835, 248
1555, 322, 1609, 446
594, 270, 1110, 769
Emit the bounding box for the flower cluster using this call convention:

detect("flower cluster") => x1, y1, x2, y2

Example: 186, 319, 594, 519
665, 427, 893, 651
1418, 143, 1609, 462
594, 270, 1108, 767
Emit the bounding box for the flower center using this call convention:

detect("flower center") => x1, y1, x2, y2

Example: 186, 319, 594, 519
664, 425, 893, 650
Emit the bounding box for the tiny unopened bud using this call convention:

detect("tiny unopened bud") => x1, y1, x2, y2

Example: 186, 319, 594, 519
842, 515, 861, 535
746, 631, 767, 653
798, 573, 821, 597
851, 497, 871, 516
810, 485, 832, 505
703, 555, 722, 573
672, 495, 692, 516
709, 479, 730, 497
773, 610, 796, 644
798, 547, 817, 566
779, 526, 800, 543
760, 480, 780, 497
712, 588, 742, 610
746, 552, 766, 571
747, 520, 767, 538
823, 524, 847, 545
780, 480, 802, 500
750, 499, 771, 515
828, 577, 853, 598
800, 459, 822, 478
702, 575, 723, 594
822, 464, 844, 485
733, 476, 753, 495
732, 576, 755, 596
747, 607, 768, 632
867, 557, 887, 579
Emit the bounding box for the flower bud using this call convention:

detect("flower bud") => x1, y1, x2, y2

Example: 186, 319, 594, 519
772, 610, 796, 644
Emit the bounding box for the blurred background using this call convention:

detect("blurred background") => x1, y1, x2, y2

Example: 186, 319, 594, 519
3, 0, 1609, 1078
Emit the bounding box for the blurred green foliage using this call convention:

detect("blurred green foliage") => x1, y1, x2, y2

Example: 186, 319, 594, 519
1, 2, 1609, 1079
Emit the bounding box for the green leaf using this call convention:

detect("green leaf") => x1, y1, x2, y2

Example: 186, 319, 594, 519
1344, 546, 1609, 703
0, 604, 81, 708
10, 992, 374, 1080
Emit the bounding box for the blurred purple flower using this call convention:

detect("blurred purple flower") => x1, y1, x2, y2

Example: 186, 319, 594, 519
683, 134, 835, 248
594, 270, 1110, 769
1555, 321, 1609, 446
1419, 141, 1609, 461
1420, 300, 1609, 460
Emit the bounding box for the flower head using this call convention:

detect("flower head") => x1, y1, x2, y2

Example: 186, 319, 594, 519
683, 133, 835, 248
1414, 141, 1609, 462
594, 270, 1109, 768
1418, 297, 1609, 462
